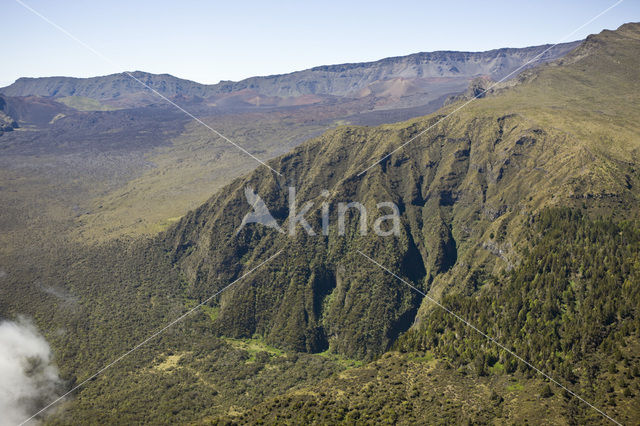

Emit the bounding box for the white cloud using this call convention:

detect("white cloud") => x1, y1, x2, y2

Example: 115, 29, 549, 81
0, 317, 62, 426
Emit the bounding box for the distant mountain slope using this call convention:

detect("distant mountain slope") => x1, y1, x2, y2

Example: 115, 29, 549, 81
0, 96, 19, 134
0, 94, 70, 127
213, 42, 581, 98
1, 72, 209, 102
0, 41, 580, 110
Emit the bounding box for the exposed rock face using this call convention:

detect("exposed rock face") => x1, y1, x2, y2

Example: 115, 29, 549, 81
0, 96, 19, 135
444, 75, 495, 105
214, 42, 580, 98
0, 42, 580, 111
1, 72, 212, 103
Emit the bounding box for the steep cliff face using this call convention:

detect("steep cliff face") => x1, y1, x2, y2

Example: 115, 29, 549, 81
0, 96, 19, 134
1, 72, 211, 102
214, 42, 580, 98
156, 25, 640, 360
0, 42, 580, 111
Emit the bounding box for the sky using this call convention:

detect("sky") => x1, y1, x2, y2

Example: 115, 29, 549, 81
3, 0, 639, 87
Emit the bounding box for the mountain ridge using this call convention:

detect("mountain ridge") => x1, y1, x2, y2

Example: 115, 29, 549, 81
0, 41, 581, 110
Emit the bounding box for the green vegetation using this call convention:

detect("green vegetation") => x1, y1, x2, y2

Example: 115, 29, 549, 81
45, 328, 346, 424
396, 208, 640, 422
406, 350, 434, 363
159, 21, 640, 362
506, 381, 524, 392
222, 337, 284, 359
233, 209, 640, 424
57, 96, 119, 111
0, 235, 345, 424
317, 349, 364, 369
230, 352, 574, 424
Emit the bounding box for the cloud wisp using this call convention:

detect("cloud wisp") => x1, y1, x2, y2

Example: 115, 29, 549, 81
0, 317, 62, 426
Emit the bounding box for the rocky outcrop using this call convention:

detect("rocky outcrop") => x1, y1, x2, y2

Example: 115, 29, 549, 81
0, 95, 18, 135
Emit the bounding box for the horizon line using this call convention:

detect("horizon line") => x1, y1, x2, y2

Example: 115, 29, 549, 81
0, 37, 591, 89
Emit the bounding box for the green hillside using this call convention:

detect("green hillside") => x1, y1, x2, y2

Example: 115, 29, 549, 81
0, 23, 639, 425
160, 23, 640, 360
233, 209, 640, 424
56, 96, 119, 111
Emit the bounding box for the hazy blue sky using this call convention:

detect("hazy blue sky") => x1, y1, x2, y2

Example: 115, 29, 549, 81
3, 0, 639, 87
